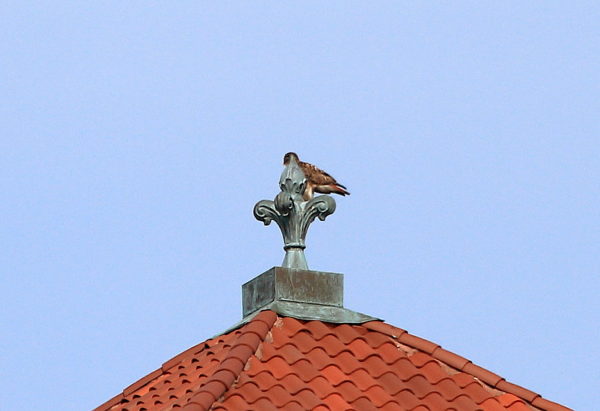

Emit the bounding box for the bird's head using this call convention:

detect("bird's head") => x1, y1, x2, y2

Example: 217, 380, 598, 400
283, 152, 299, 165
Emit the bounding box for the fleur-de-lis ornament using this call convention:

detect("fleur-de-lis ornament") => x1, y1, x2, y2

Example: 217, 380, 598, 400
254, 155, 336, 269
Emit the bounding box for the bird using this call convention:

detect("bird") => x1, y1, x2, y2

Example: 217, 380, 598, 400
283, 152, 350, 201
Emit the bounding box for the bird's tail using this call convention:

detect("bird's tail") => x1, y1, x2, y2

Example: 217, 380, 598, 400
332, 184, 350, 196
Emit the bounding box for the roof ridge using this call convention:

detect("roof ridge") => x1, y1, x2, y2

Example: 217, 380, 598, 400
94, 313, 573, 411
362, 320, 572, 411
182, 310, 278, 411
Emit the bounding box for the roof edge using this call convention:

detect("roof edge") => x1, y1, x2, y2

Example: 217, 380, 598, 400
363, 320, 573, 411
92, 392, 124, 411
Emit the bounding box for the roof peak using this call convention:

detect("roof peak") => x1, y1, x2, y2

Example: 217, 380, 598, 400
250, 154, 361, 324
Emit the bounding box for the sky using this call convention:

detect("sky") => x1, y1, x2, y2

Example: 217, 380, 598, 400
1, 2, 599, 410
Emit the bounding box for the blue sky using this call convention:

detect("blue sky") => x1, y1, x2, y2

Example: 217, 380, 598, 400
1, 3, 598, 410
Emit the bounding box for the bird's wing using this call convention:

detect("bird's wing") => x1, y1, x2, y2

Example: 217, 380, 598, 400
300, 161, 338, 185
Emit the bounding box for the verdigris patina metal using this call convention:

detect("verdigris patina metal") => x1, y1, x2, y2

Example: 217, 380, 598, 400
253, 155, 336, 269
240, 267, 378, 324
216, 267, 379, 334
242, 267, 343, 317
231, 155, 379, 330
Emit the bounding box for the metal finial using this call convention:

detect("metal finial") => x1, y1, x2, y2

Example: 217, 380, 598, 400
254, 156, 336, 269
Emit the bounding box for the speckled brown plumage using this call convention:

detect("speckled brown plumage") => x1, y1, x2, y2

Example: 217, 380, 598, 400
283, 152, 350, 201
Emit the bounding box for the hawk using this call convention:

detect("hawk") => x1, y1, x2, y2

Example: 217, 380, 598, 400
283, 152, 350, 201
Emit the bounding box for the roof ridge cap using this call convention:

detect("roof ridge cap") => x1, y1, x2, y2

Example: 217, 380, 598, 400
362, 320, 573, 411
183, 310, 278, 411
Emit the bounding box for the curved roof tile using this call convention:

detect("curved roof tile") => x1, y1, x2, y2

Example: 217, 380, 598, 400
94, 311, 571, 411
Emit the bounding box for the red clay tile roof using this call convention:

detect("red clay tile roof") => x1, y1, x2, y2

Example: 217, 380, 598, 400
95, 311, 571, 411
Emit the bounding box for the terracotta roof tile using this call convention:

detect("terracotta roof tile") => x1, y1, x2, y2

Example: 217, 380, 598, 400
391, 356, 422, 380
282, 400, 308, 411
421, 391, 453, 410
363, 320, 407, 337
410, 351, 438, 367
398, 332, 441, 354
433, 348, 472, 370
292, 387, 323, 409
496, 380, 540, 403
95, 312, 571, 411
290, 358, 321, 382
377, 370, 405, 392
451, 393, 482, 411
362, 329, 394, 348
347, 337, 375, 360
481, 397, 510, 411
350, 396, 379, 411
415, 358, 450, 384
453, 371, 479, 388
304, 320, 336, 340
362, 353, 392, 377
347, 368, 378, 391
462, 362, 505, 386
123, 369, 163, 397
378, 341, 406, 364
363, 384, 397, 407
308, 375, 335, 399
380, 401, 405, 411
262, 341, 305, 364
318, 334, 348, 356
394, 388, 424, 409
497, 393, 526, 407
249, 356, 293, 379
249, 397, 279, 411
332, 323, 364, 344
321, 392, 354, 410
261, 384, 293, 407
321, 364, 349, 386
275, 373, 307, 394
331, 350, 362, 374
229, 381, 262, 403
214, 394, 247, 410
434, 377, 464, 401
405, 373, 437, 398
460, 379, 494, 404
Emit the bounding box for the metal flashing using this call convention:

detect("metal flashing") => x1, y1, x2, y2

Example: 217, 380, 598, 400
242, 267, 344, 317
236, 267, 378, 331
